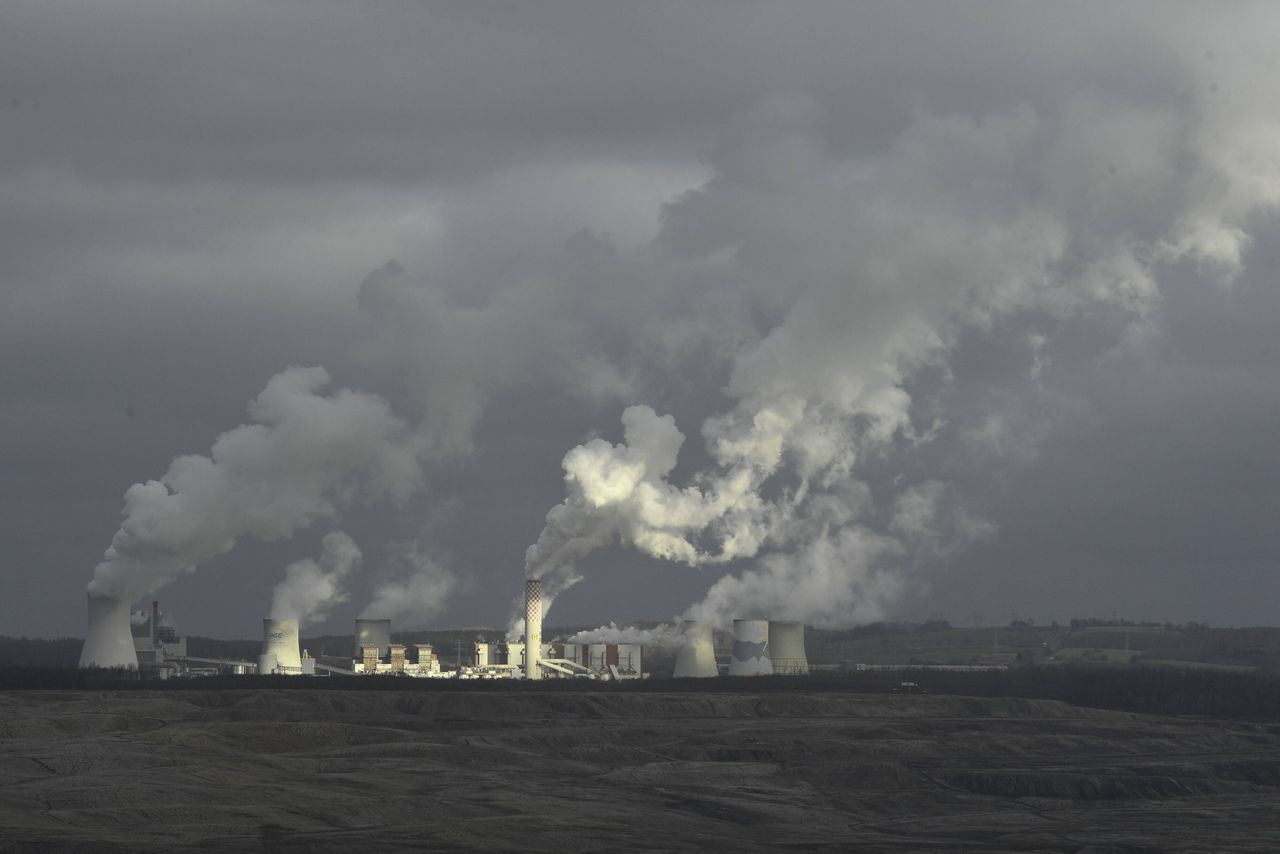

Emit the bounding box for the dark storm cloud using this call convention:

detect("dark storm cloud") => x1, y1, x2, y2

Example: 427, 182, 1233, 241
3, 2, 1279, 637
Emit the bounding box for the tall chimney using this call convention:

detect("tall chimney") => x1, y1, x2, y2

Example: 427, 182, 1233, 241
525, 578, 542, 681
151, 600, 160, 647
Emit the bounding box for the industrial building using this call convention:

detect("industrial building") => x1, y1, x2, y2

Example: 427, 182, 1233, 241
672, 621, 718, 677
469, 640, 643, 680
79, 583, 814, 682
354, 642, 444, 676
132, 600, 187, 666
458, 578, 646, 681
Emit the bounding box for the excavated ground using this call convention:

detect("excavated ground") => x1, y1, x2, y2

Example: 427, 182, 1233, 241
2, 689, 1280, 852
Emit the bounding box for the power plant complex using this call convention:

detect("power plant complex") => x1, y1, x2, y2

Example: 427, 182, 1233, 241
77, 580, 812, 681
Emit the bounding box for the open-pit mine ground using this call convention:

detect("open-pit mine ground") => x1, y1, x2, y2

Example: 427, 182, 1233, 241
3, 687, 1280, 852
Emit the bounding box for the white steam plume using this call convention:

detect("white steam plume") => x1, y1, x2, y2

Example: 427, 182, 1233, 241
88, 366, 422, 603
524, 73, 1280, 630
360, 541, 456, 629
270, 532, 362, 626
567, 622, 683, 647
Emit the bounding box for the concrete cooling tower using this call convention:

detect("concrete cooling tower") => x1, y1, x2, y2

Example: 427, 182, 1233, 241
353, 619, 391, 658
78, 592, 139, 669
262, 618, 301, 672
728, 618, 773, 676
525, 578, 543, 681
768, 621, 810, 675
672, 621, 718, 678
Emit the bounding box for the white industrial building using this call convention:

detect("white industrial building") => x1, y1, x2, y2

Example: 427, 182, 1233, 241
132, 600, 187, 666
469, 640, 644, 680
78, 578, 810, 683
354, 641, 447, 677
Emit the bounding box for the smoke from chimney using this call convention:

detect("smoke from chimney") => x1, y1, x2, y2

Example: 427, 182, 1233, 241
517, 84, 1280, 633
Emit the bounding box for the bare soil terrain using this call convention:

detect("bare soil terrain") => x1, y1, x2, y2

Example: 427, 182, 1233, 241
3, 689, 1280, 852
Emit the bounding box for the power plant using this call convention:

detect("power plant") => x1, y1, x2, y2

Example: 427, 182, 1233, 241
261, 619, 307, 674
768, 621, 810, 675
78, 593, 139, 670
672, 621, 718, 678
79, 580, 812, 682
728, 619, 774, 676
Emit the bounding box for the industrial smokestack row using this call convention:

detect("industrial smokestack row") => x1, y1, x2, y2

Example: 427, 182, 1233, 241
728, 619, 773, 676
78, 593, 139, 669
525, 578, 543, 680
767, 621, 810, 675
262, 618, 301, 673
672, 621, 718, 678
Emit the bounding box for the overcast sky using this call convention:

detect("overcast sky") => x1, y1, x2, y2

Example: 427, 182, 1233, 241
4, 2, 1280, 640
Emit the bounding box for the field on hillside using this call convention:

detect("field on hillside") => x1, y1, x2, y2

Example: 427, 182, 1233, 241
4, 688, 1280, 852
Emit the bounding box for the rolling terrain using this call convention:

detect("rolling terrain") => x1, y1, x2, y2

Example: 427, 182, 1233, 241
3, 688, 1280, 852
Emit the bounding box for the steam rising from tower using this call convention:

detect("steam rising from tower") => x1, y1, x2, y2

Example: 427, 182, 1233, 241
672, 621, 718, 678
270, 532, 361, 626
86, 367, 421, 605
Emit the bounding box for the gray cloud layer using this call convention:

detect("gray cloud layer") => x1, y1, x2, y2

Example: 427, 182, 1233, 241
3, 3, 1279, 637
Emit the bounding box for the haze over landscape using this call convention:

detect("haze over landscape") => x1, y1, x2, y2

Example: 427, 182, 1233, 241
4, 2, 1280, 641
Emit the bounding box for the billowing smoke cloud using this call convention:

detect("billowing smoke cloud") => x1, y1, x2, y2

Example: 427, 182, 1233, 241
360, 541, 456, 629
71, 8, 1280, 637
88, 367, 422, 603
270, 531, 362, 625
524, 66, 1280, 629
524, 405, 772, 598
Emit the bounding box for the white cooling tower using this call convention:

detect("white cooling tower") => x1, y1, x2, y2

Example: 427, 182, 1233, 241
672, 621, 718, 678
525, 578, 542, 681
768, 621, 810, 675
78, 592, 139, 669
262, 618, 301, 672
728, 619, 773, 676
353, 618, 392, 658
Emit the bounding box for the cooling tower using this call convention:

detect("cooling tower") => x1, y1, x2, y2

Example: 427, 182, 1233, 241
728, 619, 773, 676
768, 621, 810, 675
78, 592, 139, 669
262, 618, 301, 672
525, 578, 542, 680
353, 618, 392, 658
672, 621, 718, 678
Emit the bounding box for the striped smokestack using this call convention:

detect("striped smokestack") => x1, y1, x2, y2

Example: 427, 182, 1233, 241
525, 578, 542, 681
